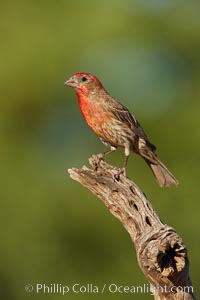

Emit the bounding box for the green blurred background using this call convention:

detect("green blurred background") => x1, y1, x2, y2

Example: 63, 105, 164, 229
0, 0, 199, 299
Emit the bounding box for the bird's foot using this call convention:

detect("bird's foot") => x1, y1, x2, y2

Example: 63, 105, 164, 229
113, 167, 126, 181
91, 153, 105, 171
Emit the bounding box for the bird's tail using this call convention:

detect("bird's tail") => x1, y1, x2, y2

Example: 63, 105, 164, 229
140, 148, 179, 187
144, 158, 179, 187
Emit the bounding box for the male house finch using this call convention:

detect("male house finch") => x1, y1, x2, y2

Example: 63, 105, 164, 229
65, 72, 179, 187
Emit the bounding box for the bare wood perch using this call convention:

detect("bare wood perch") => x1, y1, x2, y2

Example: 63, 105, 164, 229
68, 156, 195, 300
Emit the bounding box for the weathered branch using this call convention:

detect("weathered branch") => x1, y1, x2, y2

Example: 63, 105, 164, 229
68, 156, 195, 300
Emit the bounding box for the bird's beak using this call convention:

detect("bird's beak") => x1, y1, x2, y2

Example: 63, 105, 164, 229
64, 77, 77, 88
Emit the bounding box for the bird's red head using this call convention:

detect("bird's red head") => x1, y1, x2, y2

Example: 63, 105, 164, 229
64, 72, 103, 95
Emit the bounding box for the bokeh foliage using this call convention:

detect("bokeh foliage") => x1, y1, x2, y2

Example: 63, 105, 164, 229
0, 1, 200, 299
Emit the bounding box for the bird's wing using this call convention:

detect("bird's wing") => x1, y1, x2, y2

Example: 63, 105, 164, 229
105, 97, 156, 151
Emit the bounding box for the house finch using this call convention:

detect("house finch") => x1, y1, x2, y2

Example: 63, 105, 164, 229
65, 72, 179, 187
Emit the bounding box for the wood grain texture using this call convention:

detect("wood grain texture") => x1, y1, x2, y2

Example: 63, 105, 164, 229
68, 156, 195, 300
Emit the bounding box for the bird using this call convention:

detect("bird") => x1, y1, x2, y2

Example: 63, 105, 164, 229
64, 72, 179, 187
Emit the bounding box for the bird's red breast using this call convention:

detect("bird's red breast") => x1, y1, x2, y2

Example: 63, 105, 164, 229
76, 91, 110, 139
65, 72, 111, 139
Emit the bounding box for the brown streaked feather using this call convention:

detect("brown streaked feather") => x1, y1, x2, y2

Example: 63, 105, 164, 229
101, 94, 156, 152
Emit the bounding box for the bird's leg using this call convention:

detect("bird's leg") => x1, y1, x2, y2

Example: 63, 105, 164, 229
121, 155, 129, 176
115, 146, 130, 179
93, 146, 117, 171
113, 155, 129, 180
102, 146, 117, 158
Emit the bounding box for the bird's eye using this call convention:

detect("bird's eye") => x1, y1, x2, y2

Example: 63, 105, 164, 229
81, 76, 88, 82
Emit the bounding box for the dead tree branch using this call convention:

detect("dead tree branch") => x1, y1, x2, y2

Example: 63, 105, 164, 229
68, 156, 195, 300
